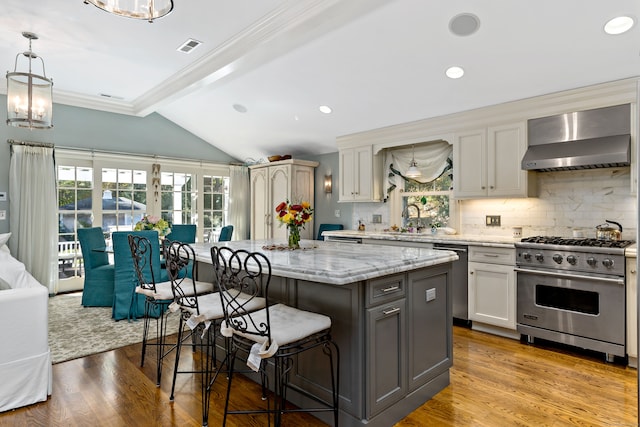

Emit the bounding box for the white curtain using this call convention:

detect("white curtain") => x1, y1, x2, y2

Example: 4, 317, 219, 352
228, 165, 250, 241
383, 140, 453, 201
9, 144, 58, 294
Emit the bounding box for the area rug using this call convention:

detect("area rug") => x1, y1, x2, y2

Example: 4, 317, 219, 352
48, 292, 180, 364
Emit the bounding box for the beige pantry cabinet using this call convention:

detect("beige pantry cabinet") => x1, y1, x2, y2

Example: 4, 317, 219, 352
249, 159, 318, 241
453, 122, 536, 199
338, 146, 382, 202
468, 245, 517, 334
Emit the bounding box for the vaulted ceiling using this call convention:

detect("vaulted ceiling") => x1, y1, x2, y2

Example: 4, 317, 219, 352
2, 0, 639, 163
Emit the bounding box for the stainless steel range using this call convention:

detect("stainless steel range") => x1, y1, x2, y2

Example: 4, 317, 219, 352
515, 236, 635, 362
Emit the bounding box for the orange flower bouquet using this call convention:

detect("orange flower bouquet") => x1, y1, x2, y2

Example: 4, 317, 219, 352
275, 200, 313, 249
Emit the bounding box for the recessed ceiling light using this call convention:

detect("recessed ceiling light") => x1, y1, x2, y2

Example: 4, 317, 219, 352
232, 104, 247, 113
445, 66, 465, 79
604, 16, 635, 35
449, 13, 480, 37
319, 105, 332, 114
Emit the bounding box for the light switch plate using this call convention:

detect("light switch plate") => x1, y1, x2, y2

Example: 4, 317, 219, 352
486, 215, 501, 226
0, 192, 6, 202
0, 210, 6, 221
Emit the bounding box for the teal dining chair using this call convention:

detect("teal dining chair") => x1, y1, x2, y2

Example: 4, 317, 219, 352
77, 227, 115, 307
111, 230, 168, 321
218, 225, 233, 241
165, 224, 196, 243
317, 223, 344, 240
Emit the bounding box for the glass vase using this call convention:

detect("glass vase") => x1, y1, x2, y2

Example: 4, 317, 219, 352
288, 224, 301, 249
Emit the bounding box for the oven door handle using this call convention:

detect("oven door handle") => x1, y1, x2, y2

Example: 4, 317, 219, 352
514, 267, 624, 285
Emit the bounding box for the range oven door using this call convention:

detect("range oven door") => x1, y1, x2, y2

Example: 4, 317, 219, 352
516, 267, 625, 356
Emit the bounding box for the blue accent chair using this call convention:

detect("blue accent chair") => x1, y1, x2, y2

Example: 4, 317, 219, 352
112, 230, 168, 321
317, 223, 344, 240
218, 225, 234, 242
77, 227, 115, 307
165, 224, 196, 243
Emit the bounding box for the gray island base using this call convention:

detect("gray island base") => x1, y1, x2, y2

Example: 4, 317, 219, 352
193, 240, 457, 427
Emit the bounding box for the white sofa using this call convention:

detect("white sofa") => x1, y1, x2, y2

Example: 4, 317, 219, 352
0, 235, 52, 412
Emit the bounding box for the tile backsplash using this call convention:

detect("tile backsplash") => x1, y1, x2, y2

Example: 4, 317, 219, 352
351, 168, 637, 240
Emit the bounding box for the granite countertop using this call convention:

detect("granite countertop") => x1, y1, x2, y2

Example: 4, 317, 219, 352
192, 240, 458, 285
322, 230, 518, 248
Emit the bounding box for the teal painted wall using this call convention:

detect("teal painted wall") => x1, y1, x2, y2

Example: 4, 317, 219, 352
311, 151, 353, 238
0, 95, 238, 233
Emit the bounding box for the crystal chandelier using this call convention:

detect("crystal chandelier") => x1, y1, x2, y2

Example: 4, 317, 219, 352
84, 0, 174, 23
6, 32, 53, 129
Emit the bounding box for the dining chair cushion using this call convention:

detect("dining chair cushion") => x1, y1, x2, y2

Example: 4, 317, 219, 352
136, 279, 214, 300
220, 303, 331, 358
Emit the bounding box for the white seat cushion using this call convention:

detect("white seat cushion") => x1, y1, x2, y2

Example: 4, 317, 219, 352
221, 303, 331, 358
179, 291, 266, 323
136, 279, 214, 300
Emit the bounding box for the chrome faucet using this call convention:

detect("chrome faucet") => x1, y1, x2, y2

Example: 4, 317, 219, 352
401, 203, 421, 229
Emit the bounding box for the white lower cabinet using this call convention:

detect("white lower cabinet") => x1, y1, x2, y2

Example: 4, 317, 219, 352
626, 254, 637, 367
468, 246, 516, 330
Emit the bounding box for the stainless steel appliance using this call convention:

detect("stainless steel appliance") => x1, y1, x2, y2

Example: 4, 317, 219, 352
515, 236, 635, 362
433, 243, 469, 322
522, 103, 631, 171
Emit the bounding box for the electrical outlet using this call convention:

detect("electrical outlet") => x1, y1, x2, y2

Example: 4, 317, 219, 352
0, 210, 5, 221
372, 214, 382, 224
334, 209, 341, 218
486, 215, 501, 226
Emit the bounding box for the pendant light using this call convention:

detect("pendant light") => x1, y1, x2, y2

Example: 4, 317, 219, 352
6, 32, 53, 129
405, 145, 422, 178
84, 0, 174, 23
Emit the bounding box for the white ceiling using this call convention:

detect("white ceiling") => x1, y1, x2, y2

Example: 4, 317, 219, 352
2, 0, 639, 163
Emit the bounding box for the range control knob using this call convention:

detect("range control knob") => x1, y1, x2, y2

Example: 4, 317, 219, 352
566, 255, 577, 265
587, 257, 597, 267
522, 252, 532, 261
535, 253, 544, 262
552, 254, 563, 264
602, 258, 615, 269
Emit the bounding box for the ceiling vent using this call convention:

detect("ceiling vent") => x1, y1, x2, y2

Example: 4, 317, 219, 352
177, 38, 202, 54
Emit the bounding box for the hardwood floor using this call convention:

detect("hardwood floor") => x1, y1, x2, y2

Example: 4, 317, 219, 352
1, 326, 637, 426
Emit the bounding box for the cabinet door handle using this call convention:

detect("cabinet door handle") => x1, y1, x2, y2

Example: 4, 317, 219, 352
481, 186, 486, 190
469, 271, 474, 275
632, 269, 637, 274
382, 307, 400, 316
483, 254, 500, 258
381, 285, 400, 293
490, 186, 494, 189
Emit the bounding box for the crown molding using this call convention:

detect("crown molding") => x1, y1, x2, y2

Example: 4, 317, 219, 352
338, 77, 640, 150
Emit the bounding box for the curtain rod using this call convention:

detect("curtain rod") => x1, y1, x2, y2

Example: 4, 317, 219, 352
7, 139, 54, 148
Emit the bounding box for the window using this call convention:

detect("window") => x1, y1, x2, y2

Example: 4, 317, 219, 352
57, 165, 93, 280
160, 171, 195, 225
400, 173, 452, 229
202, 175, 230, 240
386, 141, 455, 230
102, 168, 148, 232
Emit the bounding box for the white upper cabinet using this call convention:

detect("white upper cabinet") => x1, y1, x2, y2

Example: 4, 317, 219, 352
339, 146, 382, 202
454, 122, 536, 199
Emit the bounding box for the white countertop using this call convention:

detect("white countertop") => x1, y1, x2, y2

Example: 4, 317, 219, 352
192, 239, 458, 285
322, 230, 519, 248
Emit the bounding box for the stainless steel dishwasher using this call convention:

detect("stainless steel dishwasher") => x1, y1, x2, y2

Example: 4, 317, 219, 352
433, 243, 469, 323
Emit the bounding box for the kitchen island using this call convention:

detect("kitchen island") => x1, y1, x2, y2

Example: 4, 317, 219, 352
192, 239, 457, 427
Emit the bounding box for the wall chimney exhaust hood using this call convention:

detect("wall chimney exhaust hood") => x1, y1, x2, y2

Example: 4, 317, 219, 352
522, 103, 630, 172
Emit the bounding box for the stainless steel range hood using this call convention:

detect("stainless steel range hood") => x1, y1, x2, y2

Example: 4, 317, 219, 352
522, 103, 631, 172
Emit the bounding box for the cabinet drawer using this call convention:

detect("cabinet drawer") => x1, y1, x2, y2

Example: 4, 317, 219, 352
366, 273, 405, 307
469, 246, 515, 265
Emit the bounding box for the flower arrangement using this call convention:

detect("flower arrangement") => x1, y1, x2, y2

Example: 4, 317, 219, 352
134, 215, 171, 237
275, 200, 313, 248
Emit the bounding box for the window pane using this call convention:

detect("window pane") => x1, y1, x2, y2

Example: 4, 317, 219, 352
77, 189, 92, 210
77, 168, 93, 188
59, 189, 75, 209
